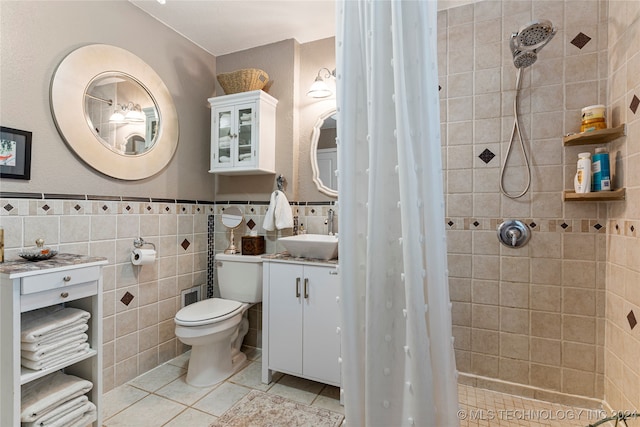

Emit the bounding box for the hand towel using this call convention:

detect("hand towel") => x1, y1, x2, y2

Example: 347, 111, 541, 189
21, 371, 93, 422
21, 343, 91, 370
274, 190, 294, 230
21, 307, 90, 343
262, 190, 278, 231
21, 395, 88, 427
22, 335, 89, 361
263, 190, 294, 231
21, 324, 89, 350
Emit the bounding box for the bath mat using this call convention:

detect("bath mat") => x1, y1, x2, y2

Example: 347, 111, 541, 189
210, 390, 344, 427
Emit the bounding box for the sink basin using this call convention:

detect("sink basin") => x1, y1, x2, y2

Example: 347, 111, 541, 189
278, 234, 338, 260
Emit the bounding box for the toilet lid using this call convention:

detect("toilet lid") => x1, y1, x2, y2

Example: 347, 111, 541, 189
175, 298, 243, 323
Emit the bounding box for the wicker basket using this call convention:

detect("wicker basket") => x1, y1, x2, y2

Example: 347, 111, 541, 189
217, 68, 269, 94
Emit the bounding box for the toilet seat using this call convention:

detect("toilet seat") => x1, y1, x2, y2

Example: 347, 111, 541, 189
175, 298, 244, 327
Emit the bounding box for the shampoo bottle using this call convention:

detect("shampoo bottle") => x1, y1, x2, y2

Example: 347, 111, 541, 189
574, 152, 592, 194
591, 147, 611, 191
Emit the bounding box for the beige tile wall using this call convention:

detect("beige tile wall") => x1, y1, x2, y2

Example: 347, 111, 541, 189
0, 198, 211, 392
439, 0, 611, 400
604, 0, 640, 412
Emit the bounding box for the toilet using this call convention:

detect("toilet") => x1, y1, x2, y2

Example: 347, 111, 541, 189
174, 253, 263, 387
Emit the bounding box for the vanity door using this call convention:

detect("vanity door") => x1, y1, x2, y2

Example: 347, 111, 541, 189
267, 263, 304, 376
302, 265, 341, 385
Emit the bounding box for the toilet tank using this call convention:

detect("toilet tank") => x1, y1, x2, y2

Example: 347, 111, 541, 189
215, 253, 263, 303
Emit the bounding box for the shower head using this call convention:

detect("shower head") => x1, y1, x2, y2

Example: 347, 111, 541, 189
510, 19, 556, 68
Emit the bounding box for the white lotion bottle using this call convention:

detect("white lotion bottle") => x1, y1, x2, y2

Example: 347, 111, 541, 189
574, 152, 592, 193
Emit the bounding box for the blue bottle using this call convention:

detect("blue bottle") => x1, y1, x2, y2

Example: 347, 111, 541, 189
591, 148, 611, 191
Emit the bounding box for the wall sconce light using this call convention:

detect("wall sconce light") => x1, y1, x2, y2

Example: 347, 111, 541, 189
307, 67, 335, 98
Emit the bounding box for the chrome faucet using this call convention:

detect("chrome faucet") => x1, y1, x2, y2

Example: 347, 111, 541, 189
325, 209, 335, 236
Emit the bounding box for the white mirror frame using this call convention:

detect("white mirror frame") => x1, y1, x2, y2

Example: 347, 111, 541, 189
50, 44, 179, 180
310, 108, 338, 198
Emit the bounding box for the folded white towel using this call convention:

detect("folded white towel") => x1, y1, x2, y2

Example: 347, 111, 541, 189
21, 371, 93, 422
21, 324, 89, 350
33, 401, 95, 427
21, 343, 91, 370
22, 395, 88, 427
22, 335, 89, 361
274, 190, 294, 230
67, 408, 97, 427
21, 307, 90, 343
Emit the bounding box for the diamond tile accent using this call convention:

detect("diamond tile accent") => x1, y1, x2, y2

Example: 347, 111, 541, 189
146, 205, 152, 211
74, 204, 82, 211
42, 204, 50, 212
632, 225, 636, 233
479, 149, 495, 164
473, 221, 480, 227
102, 205, 109, 211
125, 205, 131, 211
120, 292, 134, 306
570, 32, 591, 49
593, 223, 602, 230
447, 220, 454, 227
561, 222, 569, 229
165, 206, 170, 212
181, 239, 191, 250
438, 85, 442, 91
3, 203, 14, 212
247, 219, 256, 230
631, 95, 640, 114
529, 222, 537, 229
628, 310, 637, 330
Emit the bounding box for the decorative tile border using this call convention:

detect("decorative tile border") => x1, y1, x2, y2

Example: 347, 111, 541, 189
445, 217, 609, 234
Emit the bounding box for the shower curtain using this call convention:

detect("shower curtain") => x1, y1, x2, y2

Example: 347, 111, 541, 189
335, 1, 459, 426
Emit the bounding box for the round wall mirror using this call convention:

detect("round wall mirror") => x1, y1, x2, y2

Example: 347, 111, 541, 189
50, 44, 179, 180
310, 109, 338, 198
221, 206, 244, 254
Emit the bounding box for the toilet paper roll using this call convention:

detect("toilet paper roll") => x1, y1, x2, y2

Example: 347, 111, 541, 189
131, 248, 156, 265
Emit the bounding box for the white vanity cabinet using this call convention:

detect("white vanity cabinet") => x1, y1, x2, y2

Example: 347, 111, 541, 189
208, 90, 278, 175
262, 259, 341, 387
0, 255, 107, 427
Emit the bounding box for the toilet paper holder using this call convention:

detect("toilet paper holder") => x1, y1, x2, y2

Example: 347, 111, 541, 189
133, 237, 156, 251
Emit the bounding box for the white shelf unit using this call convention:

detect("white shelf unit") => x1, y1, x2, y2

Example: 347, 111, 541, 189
0, 257, 107, 426
208, 90, 278, 175
262, 259, 341, 387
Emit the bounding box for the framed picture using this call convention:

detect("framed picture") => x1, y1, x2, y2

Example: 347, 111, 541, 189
0, 126, 32, 180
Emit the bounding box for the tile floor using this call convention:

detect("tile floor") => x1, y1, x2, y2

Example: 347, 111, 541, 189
104, 349, 631, 427
102, 348, 344, 426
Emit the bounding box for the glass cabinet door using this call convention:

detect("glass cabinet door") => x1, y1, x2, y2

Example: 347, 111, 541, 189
214, 107, 233, 168
236, 103, 255, 166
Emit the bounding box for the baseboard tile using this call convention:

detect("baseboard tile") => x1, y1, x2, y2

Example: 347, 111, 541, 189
458, 372, 604, 410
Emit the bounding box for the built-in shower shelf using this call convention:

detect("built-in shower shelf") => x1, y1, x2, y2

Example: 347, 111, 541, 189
563, 124, 626, 146
564, 188, 626, 201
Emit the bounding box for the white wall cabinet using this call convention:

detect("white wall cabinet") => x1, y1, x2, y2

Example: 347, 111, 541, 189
208, 90, 278, 175
262, 260, 341, 387
0, 255, 107, 426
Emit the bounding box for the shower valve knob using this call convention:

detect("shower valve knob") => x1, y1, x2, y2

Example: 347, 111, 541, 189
497, 220, 530, 248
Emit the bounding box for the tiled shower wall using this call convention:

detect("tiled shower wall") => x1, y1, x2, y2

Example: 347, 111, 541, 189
604, 0, 640, 412
0, 195, 335, 393
438, 0, 610, 401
